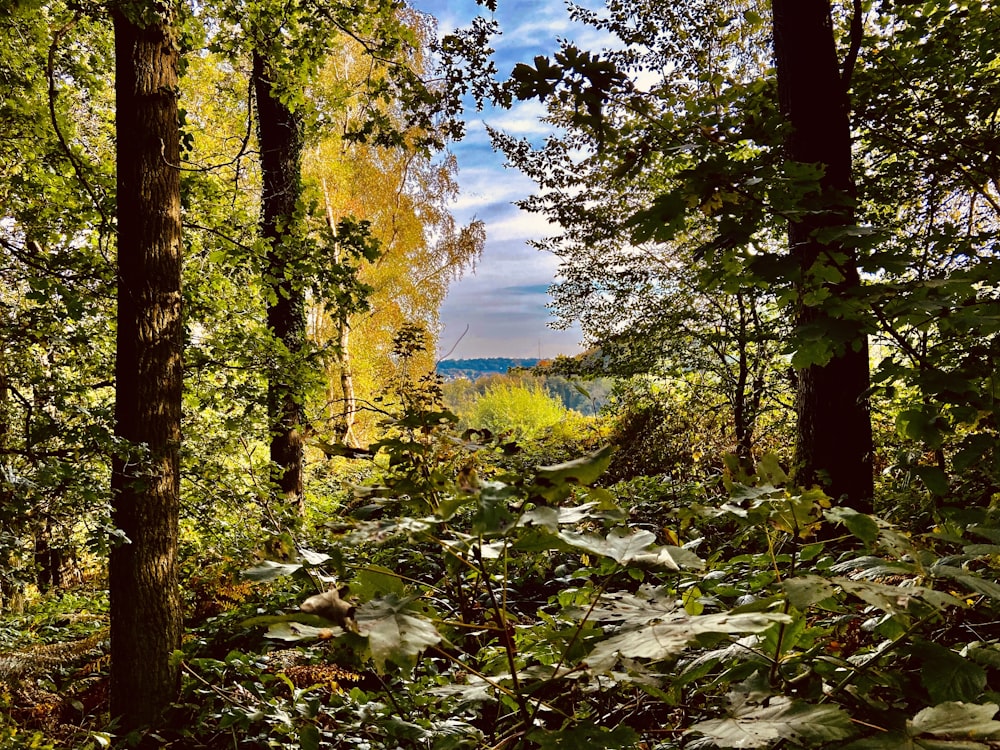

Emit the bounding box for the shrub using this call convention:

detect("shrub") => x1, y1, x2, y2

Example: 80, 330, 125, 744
464, 381, 567, 441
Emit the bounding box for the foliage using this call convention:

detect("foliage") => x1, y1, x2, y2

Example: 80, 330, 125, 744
463, 381, 568, 441
139, 394, 1000, 750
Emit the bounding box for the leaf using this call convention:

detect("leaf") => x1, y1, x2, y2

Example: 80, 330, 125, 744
915, 465, 950, 496
586, 610, 790, 671
352, 565, 405, 599
557, 528, 703, 570
826, 507, 880, 545
355, 594, 441, 674
531, 446, 614, 501
242, 560, 303, 582
782, 574, 839, 609
908, 702, 1000, 738
298, 548, 331, 565
913, 642, 987, 703
835, 577, 964, 614
689, 697, 853, 748
518, 501, 607, 531
264, 622, 343, 642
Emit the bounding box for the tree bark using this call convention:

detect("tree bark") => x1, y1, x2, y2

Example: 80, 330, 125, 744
253, 50, 306, 514
109, 4, 183, 732
772, 0, 874, 511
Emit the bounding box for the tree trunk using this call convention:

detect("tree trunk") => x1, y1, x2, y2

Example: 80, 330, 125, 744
322, 180, 359, 447
772, 0, 874, 511
253, 50, 306, 515
109, 4, 183, 732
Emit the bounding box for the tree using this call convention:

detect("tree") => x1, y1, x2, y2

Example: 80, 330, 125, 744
302, 22, 484, 447
0, 2, 117, 600
109, 0, 183, 731
771, 0, 873, 509
503, 0, 875, 507
251, 45, 308, 514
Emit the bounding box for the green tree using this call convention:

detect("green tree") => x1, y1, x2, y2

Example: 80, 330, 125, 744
0, 1, 117, 600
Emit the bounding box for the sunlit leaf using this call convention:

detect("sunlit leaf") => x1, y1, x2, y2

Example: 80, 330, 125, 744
356, 594, 441, 673
689, 697, 852, 748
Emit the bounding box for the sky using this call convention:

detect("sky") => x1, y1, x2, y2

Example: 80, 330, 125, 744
410, 0, 602, 360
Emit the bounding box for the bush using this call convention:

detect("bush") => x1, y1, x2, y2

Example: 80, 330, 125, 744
463, 381, 568, 441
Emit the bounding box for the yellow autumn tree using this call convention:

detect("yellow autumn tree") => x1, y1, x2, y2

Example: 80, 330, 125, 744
302, 10, 484, 447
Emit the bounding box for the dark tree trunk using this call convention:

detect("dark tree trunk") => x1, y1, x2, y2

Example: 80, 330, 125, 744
252, 50, 306, 514
772, 0, 874, 511
109, 5, 183, 733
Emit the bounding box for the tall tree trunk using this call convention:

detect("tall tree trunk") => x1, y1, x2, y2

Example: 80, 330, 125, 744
772, 0, 874, 511
322, 180, 359, 447
253, 50, 306, 514
109, 3, 183, 732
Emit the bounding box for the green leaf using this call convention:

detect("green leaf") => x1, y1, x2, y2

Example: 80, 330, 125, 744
756, 452, 788, 484
586, 609, 790, 671
915, 465, 950, 496
264, 622, 344, 642
826, 507, 879, 545
689, 697, 853, 748
782, 574, 839, 609
242, 560, 303, 582
355, 594, 441, 673
531, 446, 614, 501
908, 702, 1000, 739
352, 565, 405, 599
557, 528, 703, 570
299, 724, 320, 750
913, 642, 987, 703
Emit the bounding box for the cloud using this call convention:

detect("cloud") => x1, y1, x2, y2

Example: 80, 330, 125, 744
411, 0, 602, 359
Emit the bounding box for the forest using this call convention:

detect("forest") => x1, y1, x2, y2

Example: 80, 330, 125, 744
1, 0, 1000, 748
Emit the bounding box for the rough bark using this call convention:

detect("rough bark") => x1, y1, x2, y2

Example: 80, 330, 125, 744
109, 4, 183, 732
772, 0, 874, 511
253, 50, 306, 513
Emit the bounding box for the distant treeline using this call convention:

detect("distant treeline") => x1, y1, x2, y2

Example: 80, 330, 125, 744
436, 358, 541, 381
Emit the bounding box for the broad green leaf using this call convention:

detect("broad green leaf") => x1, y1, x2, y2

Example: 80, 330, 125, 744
586, 610, 790, 671
689, 697, 853, 748
264, 621, 343, 642
356, 594, 441, 673
826, 507, 880, 545
782, 575, 839, 609
931, 566, 1000, 602
908, 702, 1000, 738
299, 724, 320, 750
531, 446, 614, 501
558, 528, 703, 570
770, 490, 825, 538
298, 548, 331, 565
352, 565, 405, 599
518, 502, 609, 531
836, 577, 963, 614
915, 465, 949, 496
756, 452, 788, 484
913, 641, 986, 703
242, 560, 303, 582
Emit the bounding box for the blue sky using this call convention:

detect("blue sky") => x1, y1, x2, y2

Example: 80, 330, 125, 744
410, 0, 600, 359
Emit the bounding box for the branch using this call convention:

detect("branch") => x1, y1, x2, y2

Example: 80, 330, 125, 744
841, 0, 863, 92
47, 18, 109, 226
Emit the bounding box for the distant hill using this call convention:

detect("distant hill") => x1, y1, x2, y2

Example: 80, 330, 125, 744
436, 358, 540, 381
